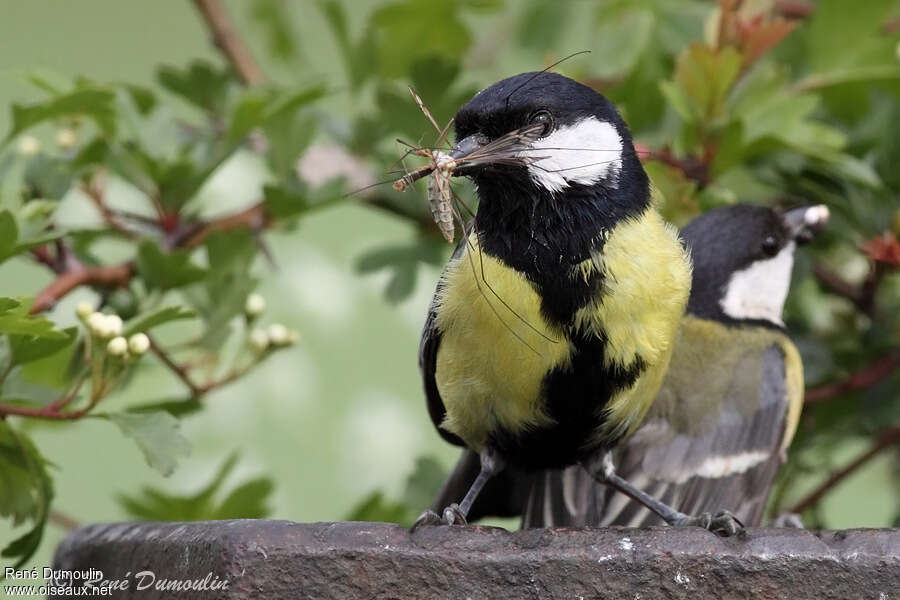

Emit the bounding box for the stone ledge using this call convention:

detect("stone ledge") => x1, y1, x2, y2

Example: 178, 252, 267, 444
52, 520, 899, 599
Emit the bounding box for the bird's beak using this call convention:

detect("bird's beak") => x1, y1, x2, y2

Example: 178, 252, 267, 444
448, 134, 486, 176
784, 205, 830, 244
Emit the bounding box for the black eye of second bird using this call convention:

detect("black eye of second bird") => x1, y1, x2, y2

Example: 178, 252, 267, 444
761, 236, 779, 256
529, 110, 553, 137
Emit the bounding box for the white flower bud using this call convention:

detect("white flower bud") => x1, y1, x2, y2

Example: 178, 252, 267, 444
245, 293, 266, 317
267, 323, 289, 346
17, 135, 41, 156
76, 301, 94, 320
56, 128, 77, 149
287, 329, 300, 345
128, 333, 150, 355
87, 312, 107, 336
250, 329, 270, 352
105, 314, 123, 337
107, 336, 128, 357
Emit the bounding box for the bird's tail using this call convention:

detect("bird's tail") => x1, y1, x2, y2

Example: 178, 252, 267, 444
521, 466, 605, 528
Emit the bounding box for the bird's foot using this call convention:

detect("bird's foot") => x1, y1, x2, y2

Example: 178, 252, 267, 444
409, 503, 468, 532
672, 510, 744, 537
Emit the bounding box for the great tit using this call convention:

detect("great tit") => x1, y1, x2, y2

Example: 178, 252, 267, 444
413, 72, 710, 531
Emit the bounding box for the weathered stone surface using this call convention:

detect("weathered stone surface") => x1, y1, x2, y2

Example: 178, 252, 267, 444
52, 520, 899, 599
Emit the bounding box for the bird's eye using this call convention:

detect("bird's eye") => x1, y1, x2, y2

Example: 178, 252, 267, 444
528, 110, 553, 137
761, 236, 779, 256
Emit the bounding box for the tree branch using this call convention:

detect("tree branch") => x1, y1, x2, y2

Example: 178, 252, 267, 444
192, 0, 267, 86
812, 261, 882, 317
789, 426, 900, 514
31, 262, 134, 314
805, 352, 900, 405
149, 337, 201, 397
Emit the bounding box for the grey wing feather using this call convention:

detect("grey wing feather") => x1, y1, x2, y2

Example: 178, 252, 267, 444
597, 344, 791, 527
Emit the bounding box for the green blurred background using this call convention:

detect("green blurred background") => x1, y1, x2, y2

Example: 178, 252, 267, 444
0, 0, 897, 583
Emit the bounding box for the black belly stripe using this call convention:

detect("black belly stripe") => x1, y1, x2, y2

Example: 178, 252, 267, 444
489, 331, 646, 470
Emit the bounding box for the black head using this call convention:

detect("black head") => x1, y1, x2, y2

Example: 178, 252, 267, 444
452, 72, 643, 194
682, 204, 829, 327
449, 72, 650, 271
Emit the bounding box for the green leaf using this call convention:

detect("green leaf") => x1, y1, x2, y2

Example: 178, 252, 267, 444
156, 61, 232, 114
0, 299, 67, 340
8, 327, 77, 366
0, 298, 20, 313
317, 0, 377, 89
670, 43, 742, 121
130, 397, 204, 418
262, 184, 308, 219
249, 0, 300, 63
102, 411, 191, 477
344, 491, 409, 524
117, 453, 274, 521
122, 83, 158, 115
228, 86, 326, 145
0, 210, 19, 262
0, 421, 53, 569
205, 230, 257, 272
517, 0, 570, 52
212, 477, 274, 519
228, 93, 270, 144
370, 0, 471, 78
5, 87, 116, 143
123, 306, 196, 337
135, 241, 207, 291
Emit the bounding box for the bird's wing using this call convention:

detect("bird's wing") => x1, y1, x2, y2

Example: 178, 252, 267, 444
597, 333, 799, 527
420, 236, 468, 447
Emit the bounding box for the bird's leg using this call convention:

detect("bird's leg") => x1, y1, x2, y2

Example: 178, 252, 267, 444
411, 447, 505, 531
583, 453, 745, 537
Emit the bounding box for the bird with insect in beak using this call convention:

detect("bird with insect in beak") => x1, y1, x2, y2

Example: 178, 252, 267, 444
411, 72, 745, 534
428, 203, 829, 532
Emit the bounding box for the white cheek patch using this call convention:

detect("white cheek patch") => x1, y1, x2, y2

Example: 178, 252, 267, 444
720, 242, 796, 325
519, 116, 623, 193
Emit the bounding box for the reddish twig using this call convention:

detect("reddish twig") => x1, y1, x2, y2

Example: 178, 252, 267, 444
149, 336, 252, 397
788, 426, 900, 514
805, 352, 900, 405
812, 261, 884, 317
191, 0, 267, 86
0, 375, 95, 420
634, 143, 711, 187
149, 337, 201, 397
83, 182, 136, 238
177, 203, 268, 249
31, 262, 134, 314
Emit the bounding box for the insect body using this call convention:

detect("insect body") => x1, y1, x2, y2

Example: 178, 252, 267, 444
427, 152, 456, 243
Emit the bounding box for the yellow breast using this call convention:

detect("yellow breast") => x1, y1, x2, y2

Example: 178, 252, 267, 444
576, 209, 692, 442
434, 235, 573, 450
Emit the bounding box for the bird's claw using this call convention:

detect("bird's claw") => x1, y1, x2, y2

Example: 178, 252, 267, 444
409, 503, 468, 532
442, 503, 468, 525
673, 510, 744, 537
